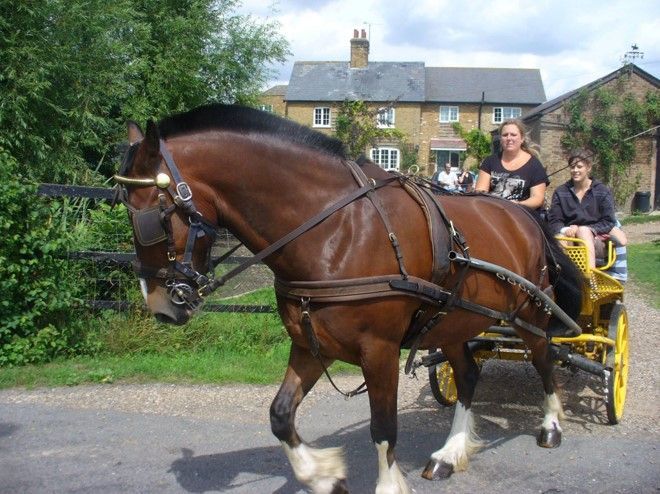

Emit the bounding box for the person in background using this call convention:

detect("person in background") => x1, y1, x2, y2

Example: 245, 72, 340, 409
457, 166, 475, 193
436, 162, 458, 190
475, 119, 548, 210
547, 150, 627, 271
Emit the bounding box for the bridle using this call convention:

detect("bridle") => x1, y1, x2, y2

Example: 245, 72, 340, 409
113, 139, 224, 310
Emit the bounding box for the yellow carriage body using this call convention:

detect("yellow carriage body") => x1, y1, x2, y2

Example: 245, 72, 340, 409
429, 236, 629, 424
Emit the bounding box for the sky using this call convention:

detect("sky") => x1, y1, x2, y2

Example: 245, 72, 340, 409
238, 0, 660, 100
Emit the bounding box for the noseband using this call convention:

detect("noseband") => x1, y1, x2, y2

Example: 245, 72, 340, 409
114, 139, 221, 310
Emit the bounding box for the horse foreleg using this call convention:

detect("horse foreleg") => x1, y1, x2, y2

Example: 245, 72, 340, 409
423, 342, 482, 480
524, 335, 563, 448
362, 342, 410, 494
270, 343, 348, 494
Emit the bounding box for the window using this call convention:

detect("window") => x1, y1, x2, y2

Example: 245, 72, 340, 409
439, 106, 459, 123
370, 147, 400, 171
376, 107, 395, 128
313, 107, 331, 127
258, 104, 273, 112
493, 106, 522, 123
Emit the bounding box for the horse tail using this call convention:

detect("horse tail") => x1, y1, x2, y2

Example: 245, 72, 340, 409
530, 211, 584, 332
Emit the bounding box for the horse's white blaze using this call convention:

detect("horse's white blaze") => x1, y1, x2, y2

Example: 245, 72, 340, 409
375, 441, 410, 494
430, 403, 481, 471
281, 442, 345, 494
541, 392, 564, 431
139, 278, 149, 303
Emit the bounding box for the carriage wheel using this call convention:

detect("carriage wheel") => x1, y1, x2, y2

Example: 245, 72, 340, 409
605, 301, 629, 425
428, 351, 457, 407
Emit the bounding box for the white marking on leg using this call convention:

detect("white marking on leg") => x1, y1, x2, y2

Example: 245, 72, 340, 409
139, 278, 149, 303
281, 442, 345, 494
430, 403, 481, 471
542, 392, 564, 431
375, 441, 410, 494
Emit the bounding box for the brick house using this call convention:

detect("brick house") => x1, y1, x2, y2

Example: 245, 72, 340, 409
259, 29, 546, 176
258, 84, 287, 115
522, 64, 659, 211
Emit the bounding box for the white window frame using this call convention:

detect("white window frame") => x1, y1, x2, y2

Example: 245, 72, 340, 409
258, 104, 273, 113
313, 107, 331, 128
492, 106, 522, 124
439, 106, 459, 123
376, 107, 395, 128
370, 147, 400, 171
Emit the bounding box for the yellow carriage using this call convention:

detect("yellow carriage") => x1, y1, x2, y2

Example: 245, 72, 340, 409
425, 237, 629, 424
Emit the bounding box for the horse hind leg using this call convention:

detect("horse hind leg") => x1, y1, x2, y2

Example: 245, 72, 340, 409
423, 342, 482, 481
520, 332, 564, 448
271, 343, 348, 494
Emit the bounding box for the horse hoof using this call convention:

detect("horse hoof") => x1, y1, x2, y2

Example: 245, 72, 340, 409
421, 459, 454, 480
330, 478, 349, 494
537, 427, 562, 448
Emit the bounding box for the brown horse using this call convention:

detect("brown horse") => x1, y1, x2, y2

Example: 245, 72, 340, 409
114, 104, 582, 493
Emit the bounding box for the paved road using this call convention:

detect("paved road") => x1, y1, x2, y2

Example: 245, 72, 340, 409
1, 282, 658, 493
0, 374, 657, 494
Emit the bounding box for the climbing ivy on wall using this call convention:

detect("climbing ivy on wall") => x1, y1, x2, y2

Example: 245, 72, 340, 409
561, 79, 660, 205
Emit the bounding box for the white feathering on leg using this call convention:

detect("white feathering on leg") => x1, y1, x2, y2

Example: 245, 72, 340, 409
281, 442, 346, 494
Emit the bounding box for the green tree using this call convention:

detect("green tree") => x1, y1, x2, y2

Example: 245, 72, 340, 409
561, 83, 659, 204
333, 100, 414, 169
452, 123, 492, 169
0, 1, 289, 364
0, 0, 289, 183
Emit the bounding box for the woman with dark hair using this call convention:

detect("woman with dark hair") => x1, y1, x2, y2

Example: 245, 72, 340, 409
475, 119, 548, 210
547, 150, 627, 271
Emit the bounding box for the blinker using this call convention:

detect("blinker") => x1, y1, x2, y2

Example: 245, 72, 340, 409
132, 205, 168, 246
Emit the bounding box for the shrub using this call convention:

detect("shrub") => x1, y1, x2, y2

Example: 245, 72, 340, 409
0, 149, 87, 365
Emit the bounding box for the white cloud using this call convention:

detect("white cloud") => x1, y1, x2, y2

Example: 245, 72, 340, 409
238, 0, 660, 99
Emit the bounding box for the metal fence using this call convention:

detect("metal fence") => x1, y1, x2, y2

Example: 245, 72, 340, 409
38, 184, 275, 314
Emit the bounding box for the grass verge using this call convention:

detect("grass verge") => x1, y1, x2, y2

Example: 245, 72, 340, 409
620, 214, 660, 226
0, 287, 359, 389
627, 241, 660, 308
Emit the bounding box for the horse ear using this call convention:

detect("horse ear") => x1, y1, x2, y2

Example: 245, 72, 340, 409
132, 120, 161, 176
127, 121, 144, 144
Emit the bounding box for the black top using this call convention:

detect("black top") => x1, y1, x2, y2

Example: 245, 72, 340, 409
479, 154, 549, 202
547, 178, 617, 235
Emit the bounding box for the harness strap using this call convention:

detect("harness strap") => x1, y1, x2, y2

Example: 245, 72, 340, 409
345, 160, 409, 278
199, 176, 399, 296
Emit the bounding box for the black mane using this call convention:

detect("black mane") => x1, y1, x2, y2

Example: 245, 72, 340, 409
158, 104, 347, 158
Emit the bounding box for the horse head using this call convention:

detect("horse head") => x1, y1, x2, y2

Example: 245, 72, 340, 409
114, 121, 218, 325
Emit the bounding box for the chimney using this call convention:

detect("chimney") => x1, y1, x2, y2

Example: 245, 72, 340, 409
350, 28, 369, 68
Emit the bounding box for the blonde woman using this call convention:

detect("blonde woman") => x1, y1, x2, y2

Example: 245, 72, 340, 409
475, 119, 548, 210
